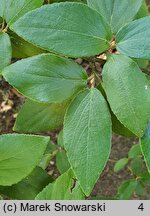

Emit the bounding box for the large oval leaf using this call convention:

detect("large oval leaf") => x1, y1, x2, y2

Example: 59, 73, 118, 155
64, 88, 112, 196
0, 0, 43, 26
141, 122, 150, 173
102, 54, 150, 137
116, 17, 150, 59
0, 134, 49, 186
0, 32, 11, 73
87, 0, 143, 33
36, 169, 84, 200
3, 54, 87, 103
14, 99, 69, 133
11, 2, 112, 57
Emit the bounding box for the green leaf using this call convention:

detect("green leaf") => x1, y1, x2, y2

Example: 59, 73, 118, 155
64, 88, 112, 196
36, 169, 84, 200
39, 154, 52, 170
135, 181, 146, 196
102, 54, 150, 137
116, 17, 150, 60
3, 53, 87, 103
44, 140, 57, 155
128, 144, 141, 159
134, 0, 149, 19
117, 179, 137, 200
0, 17, 3, 23
146, 74, 150, 82
0, 134, 49, 186
39, 141, 57, 170
0, 32, 11, 73
87, 0, 143, 33
11, 3, 112, 57
131, 157, 143, 176
133, 58, 148, 69
97, 83, 135, 137
111, 112, 135, 137
140, 172, 150, 184
50, 0, 86, 3
0, 2, 5, 18
56, 151, 70, 174
57, 130, 64, 147
9, 30, 44, 58
114, 158, 128, 173
14, 99, 69, 133
0, 0, 43, 26
0, 167, 52, 200
141, 122, 150, 173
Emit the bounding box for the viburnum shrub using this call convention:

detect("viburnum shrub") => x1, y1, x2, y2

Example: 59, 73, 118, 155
0, 0, 150, 200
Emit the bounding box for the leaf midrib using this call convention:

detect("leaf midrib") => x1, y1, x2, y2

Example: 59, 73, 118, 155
14, 26, 109, 43
20, 71, 87, 81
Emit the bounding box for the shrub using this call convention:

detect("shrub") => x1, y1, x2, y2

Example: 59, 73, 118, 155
0, 0, 150, 200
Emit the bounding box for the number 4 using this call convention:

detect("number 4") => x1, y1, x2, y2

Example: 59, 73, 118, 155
138, 203, 144, 211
